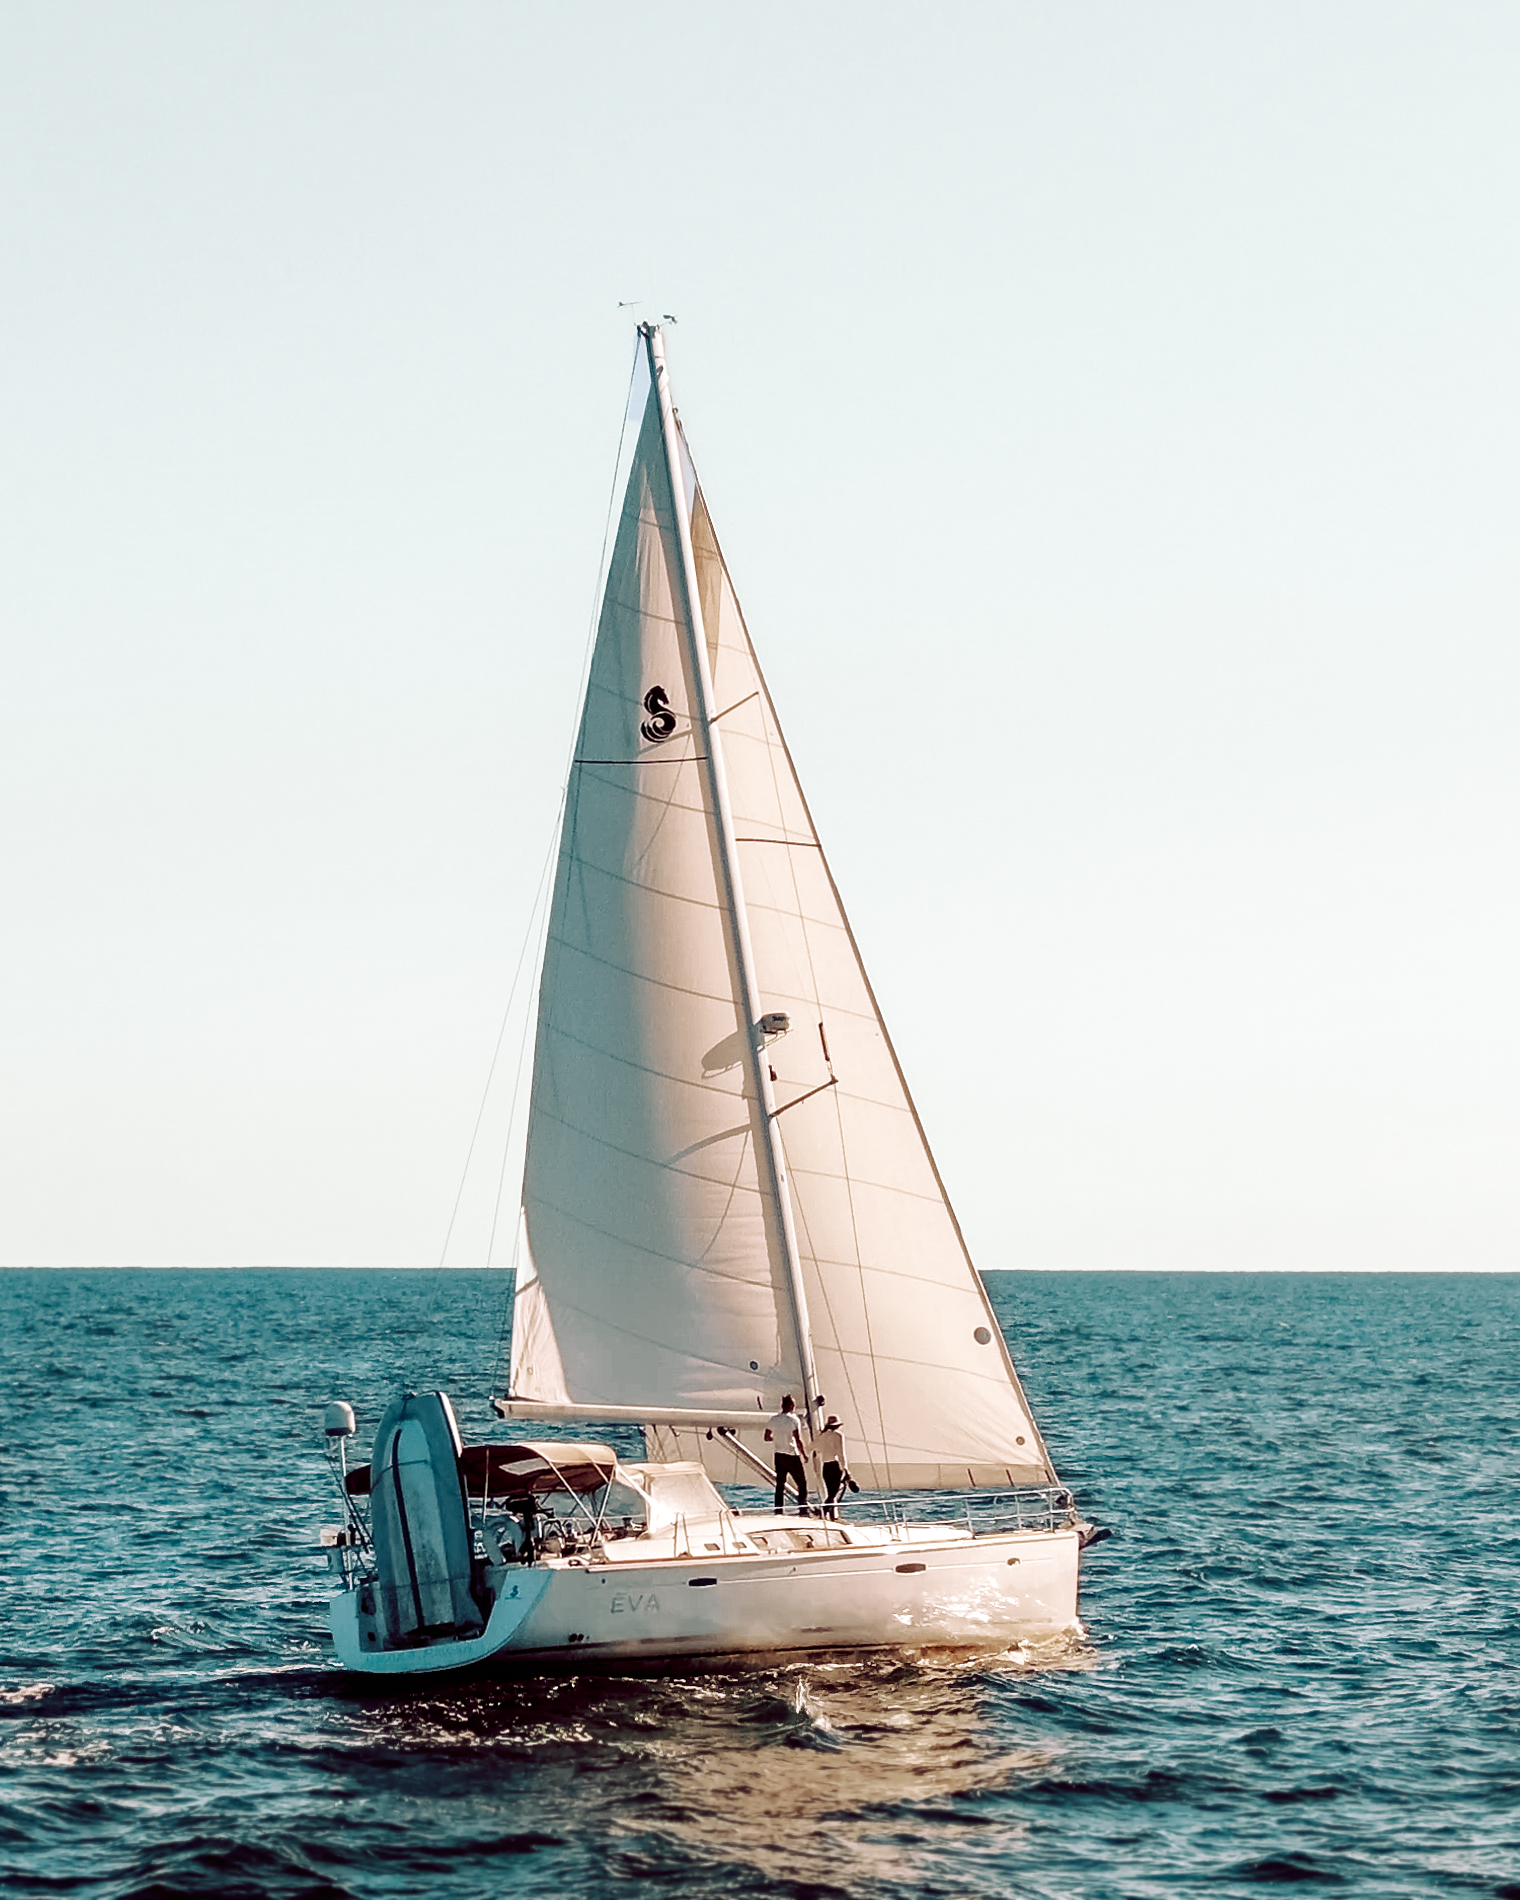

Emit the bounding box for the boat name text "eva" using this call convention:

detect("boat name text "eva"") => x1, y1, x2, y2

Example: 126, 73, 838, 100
609, 1591, 661, 1614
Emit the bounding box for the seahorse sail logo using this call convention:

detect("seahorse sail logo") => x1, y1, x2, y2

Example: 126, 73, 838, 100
640, 685, 678, 744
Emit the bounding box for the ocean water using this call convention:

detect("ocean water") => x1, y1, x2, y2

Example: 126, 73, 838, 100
2, 1268, 1517, 1900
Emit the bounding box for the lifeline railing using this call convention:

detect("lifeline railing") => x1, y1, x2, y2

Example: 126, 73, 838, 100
840, 1485, 1078, 1537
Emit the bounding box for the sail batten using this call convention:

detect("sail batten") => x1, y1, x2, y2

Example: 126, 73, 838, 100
510, 330, 1057, 1490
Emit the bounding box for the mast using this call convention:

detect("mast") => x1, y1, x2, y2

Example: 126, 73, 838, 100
640, 322, 822, 1433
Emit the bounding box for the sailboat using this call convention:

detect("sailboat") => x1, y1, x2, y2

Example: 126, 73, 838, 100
319, 325, 1099, 1676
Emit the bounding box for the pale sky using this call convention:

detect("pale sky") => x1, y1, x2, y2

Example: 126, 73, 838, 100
3, 3, 1517, 1270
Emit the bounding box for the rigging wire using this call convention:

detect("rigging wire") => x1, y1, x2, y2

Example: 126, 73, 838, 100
433, 828, 560, 1273
483, 859, 553, 1274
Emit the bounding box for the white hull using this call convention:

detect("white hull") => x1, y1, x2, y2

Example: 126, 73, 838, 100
330, 1519, 1082, 1677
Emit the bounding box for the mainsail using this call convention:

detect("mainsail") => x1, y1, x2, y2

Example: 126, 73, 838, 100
507, 331, 1054, 1491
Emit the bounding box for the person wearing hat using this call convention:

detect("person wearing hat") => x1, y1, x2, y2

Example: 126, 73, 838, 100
813, 1414, 850, 1518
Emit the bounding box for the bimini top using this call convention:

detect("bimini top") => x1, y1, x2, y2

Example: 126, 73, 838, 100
345, 1440, 618, 1499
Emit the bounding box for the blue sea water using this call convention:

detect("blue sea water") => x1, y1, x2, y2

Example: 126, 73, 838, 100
2, 1268, 1517, 1899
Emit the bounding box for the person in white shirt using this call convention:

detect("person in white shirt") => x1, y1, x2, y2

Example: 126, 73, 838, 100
763, 1394, 809, 1512
812, 1414, 849, 1518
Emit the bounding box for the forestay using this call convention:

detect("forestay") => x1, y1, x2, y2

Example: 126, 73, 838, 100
508, 347, 1054, 1490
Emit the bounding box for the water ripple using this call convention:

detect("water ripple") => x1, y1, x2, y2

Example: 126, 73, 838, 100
2, 1268, 1518, 1898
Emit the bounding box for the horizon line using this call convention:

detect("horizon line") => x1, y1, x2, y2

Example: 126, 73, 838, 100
1, 1263, 1516, 1276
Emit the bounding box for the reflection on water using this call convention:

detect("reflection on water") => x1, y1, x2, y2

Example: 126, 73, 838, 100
340, 1639, 1091, 1893
633, 1664, 1041, 1889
